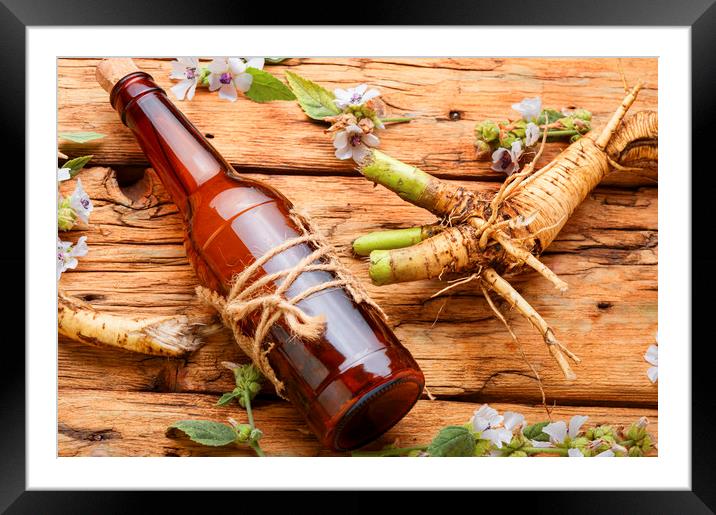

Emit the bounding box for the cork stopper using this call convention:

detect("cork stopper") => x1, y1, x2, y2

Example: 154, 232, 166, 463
96, 58, 141, 93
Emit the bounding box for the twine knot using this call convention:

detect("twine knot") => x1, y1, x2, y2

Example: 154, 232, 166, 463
197, 209, 385, 398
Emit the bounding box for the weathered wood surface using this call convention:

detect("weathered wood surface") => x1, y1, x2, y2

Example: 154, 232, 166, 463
57, 58, 657, 457
59, 168, 657, 405
58, 58, 657, 186
58, 390, 657, 457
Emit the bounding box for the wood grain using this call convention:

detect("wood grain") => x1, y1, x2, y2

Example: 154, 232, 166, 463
58, 389, 657, 457
57, 57, 658, 456
58, 58, 658, 186
58, 167, 657, 406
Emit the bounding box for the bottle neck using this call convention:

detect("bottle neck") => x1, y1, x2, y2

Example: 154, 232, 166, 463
110, 72, 227, 213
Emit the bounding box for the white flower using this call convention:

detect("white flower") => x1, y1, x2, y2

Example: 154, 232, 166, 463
646, 333, 658, 383
57, 236, 88, 280
207, 57, 264, 101
512, 97, 542, 122
525, 122, 540, 147
333, 124, 380, 163
334, 84, 381, 110
568, 448, 584, 457
68, 178, 93, 224
542, 415, 589, 444
491, 140, 523, 175
470, 405, 525, 449
481, 411, 526, 449
169, 57, 200, 101
470, 404, 501, 430
57, 167, 71, 182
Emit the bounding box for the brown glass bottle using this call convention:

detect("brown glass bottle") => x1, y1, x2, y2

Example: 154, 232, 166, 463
100, 62, 424, 451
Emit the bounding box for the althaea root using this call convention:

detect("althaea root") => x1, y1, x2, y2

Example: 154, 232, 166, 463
352, 84, 658, 379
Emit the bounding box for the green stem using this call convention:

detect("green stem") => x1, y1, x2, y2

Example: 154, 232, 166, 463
359, 149, 434, 206
353, 226, 428, 256
352, 445, 428, 457
244, 391, 255, 429
523, 446, 569, 456
380, 117, 413, 124
544, 129, 581, 138
242, 390, 266, 457
250, 441, 266, 457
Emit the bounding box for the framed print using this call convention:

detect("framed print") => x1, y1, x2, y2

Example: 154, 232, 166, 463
3, 0, 714, 512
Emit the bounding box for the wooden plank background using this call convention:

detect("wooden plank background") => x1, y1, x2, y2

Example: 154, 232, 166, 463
57, 57, 658, 457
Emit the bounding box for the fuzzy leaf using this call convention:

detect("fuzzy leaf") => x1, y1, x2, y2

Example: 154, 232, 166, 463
216, 391, 239, 406
244, 68, 296, 103
284, 71, 341, 120
168, 420, 237, 446
523, 421, 551, 442
427, 426, 476, 457
62, 155, 93, 178
58, 131, 105, 143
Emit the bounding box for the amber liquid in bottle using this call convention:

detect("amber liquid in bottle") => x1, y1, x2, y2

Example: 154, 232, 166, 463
108, 71, 424, 450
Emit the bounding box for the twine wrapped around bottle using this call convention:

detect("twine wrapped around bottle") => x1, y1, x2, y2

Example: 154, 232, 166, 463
196, 209, 385, 399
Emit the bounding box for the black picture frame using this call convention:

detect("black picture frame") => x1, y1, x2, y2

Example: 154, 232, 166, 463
4, 0, 713, 512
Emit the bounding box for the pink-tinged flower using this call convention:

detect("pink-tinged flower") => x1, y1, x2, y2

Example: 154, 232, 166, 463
491, 140, 523, 175
333, 124, 380, 163
525, 122, 540, 146
68, 178, 93, 224
334, 84, 381, 110
57, 236, 88, 280
207, 57, 264, 101
169, 57, 200, 101
512, 96, 542, 122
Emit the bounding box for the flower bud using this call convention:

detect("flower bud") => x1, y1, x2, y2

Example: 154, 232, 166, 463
628, 446, 643, 457
474, 139, 492, 160
236, 424, 252, 442
574, 108, 592, 121
57, 200, 77, 231
250, 428, 263, 442
499, 133, 517, 148
476, 121, 500, 142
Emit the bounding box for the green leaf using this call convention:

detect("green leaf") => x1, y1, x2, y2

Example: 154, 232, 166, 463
244, 68, 296, 103
265, 58, 288, 64
62, 155, 93, 178
427, 426, 476, 457
284, 71, 341, 120
58, 131, 106, 143
523, 421, 551, 442
167, 420, 237, 446
216, 391, 239, 406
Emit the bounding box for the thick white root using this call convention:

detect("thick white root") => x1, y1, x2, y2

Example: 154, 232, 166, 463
58, 292, 217, 356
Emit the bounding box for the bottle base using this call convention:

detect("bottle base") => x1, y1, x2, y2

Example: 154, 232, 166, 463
331, 375, 424, 451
